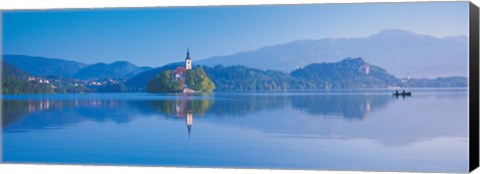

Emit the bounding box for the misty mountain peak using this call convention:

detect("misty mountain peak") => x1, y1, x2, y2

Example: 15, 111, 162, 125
371, 29, 420, 38
370, 29, 441, 41
73, 60, 150, 80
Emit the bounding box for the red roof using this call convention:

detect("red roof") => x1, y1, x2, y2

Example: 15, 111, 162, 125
173, 66, 186, 74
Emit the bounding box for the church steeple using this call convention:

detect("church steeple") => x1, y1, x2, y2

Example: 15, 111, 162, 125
186, 47, 191, 60
185, 47, 192, 70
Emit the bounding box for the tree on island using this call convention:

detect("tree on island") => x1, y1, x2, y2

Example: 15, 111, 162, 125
184, 67, 215, 92
147, 67, 215, 93
147, 70, 185, 93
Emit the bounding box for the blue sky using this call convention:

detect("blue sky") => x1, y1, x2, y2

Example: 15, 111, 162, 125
2, 2, 469, 66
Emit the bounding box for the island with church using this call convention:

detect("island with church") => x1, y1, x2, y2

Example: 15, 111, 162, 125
146, 48, 215, 93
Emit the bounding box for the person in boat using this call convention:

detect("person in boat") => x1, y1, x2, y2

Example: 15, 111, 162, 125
394, 90, 411, 96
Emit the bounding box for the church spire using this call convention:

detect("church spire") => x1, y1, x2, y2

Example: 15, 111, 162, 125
185, 47, 192, 70
186, 47, 191, 60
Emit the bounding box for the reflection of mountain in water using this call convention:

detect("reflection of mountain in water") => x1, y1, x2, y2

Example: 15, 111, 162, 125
2, 94, 388, 130
2, 99, 150, 131
2, 92, 468, 146
291, 94, 391, 120
141, 94, 388, 120
2, 100, 31, 126
207, 94, 290, 116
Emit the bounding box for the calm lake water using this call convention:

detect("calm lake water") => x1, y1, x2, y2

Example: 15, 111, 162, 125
1, 89, 469, 172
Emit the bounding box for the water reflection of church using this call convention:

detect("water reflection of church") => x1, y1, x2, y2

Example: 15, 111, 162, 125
175, 96, 193, 138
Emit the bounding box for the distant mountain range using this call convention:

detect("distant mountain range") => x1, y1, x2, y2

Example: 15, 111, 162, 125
3, 55, 152, 80
74, 61, 152, 80
3, 55, 87, 78
196, 29, 468, 78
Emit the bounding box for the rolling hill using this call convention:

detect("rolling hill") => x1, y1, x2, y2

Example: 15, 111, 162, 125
2, 55, 86, 78
2, 55, 152, 80
291, 57, 399, 89
2, 61, 29, 79
73, 61, 152, 80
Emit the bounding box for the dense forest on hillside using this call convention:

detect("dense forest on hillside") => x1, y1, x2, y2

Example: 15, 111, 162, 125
2, 62, 55, 94
202, 65, 315, 91
290, 58, 399, 89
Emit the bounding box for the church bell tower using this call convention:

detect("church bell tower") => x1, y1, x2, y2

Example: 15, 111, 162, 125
185, 48, 192, 70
